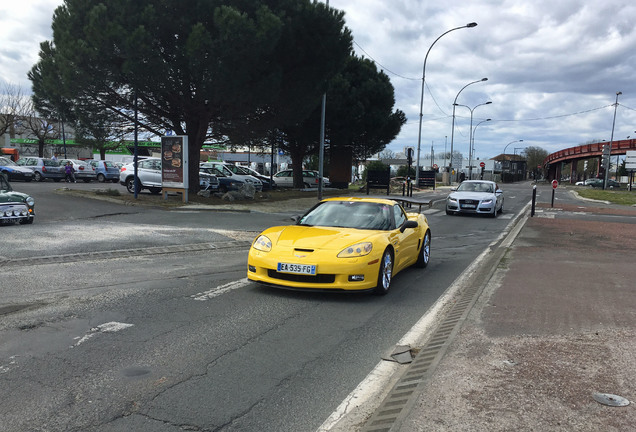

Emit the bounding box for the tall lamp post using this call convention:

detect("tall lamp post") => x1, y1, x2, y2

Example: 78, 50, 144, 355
316, 0, 330, 200
448, 77, 488, 184
604, 91, 621, 190
472, 118, 491, 176
454, 101, 491, 179
415, 22, 478, 185
502, 139, 523, 182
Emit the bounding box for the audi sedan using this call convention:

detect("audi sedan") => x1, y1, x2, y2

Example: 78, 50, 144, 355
446, 180, 503, 217
248, 197, 430, 295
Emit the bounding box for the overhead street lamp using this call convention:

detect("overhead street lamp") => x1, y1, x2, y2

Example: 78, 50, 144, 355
415, 22, 478, 185
604, 91, 621, 190
472, 118, 491, 173
502, 139, 523, 182
448, 77, 488, 184
454, 101, 492, 179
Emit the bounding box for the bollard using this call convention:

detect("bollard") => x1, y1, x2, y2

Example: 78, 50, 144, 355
531, 185, 536, 217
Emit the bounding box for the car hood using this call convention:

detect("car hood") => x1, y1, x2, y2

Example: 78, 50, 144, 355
448, 191, 494, 200
4, 166, 33, 174
269, 225, 379, 250
0, 190, 29, 203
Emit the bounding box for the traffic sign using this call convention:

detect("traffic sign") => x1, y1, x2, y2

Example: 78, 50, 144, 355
479, 162, 485, 168
552, 180, 558, 189
432, 164, 438, 170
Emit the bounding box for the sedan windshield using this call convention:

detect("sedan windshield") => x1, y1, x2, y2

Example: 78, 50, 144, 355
456, 182, 493, 193
300, 201, 393, 230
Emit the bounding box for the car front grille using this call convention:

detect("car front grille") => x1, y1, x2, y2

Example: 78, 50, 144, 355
267, 270, 335, 284
459, 199, 479, 205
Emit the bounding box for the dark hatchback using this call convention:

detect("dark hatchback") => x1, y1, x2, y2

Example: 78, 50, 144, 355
0, 174, 35, 225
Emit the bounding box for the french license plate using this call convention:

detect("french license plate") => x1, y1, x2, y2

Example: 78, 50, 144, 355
461, 204, 476, 209
277, 262, 316, 275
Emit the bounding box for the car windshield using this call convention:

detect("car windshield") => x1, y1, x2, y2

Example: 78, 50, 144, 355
456, 182, 493, 193
201, 167, 225, 177
299, 201, 393, 230
0, 157, 17, 166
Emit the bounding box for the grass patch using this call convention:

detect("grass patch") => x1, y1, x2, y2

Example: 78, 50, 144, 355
576, 188, 636, 206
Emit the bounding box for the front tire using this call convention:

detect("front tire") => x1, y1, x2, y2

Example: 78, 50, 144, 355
125, 177, 138, 194
415, 230, 431, 268
34, 172, 43, 182
373, 249, 393, 295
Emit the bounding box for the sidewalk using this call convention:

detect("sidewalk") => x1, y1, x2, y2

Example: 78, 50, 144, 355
394, 200, 636, 431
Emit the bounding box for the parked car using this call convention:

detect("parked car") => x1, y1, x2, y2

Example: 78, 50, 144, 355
119, 158, 162, 194
15, 157, 65, 182
575, 178, 598, 186
88, 160, 120, 183
247, 197, 430, 295
273, 169, 327, 188
446, 180, 504, 217
585, 178, 621, 189
309, 170, 331, 187
120, 158, 218, 194
59, 159, 97, 183
198, 169, 220, 192
0, 174, 35, 225
237, 166, 277, 190
200, 166, 244, 192
0, 156, 34, 182
200, 162, 262, 192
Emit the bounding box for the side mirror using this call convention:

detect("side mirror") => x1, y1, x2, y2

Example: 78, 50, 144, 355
495, 189, 503, 194
450, 187, 457, 192
291, 215, 301, 224
401, 220, 418, 232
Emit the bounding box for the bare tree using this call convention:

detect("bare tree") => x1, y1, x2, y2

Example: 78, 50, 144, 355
22, 100, 60, 157
0, 83, 29, 138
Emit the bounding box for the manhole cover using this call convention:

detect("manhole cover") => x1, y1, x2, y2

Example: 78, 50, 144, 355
592, 392, 630, 407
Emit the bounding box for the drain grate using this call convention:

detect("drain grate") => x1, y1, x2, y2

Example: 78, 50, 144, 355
361, 283, 481, 432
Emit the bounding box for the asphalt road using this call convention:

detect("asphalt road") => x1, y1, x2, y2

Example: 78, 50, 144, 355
1, 180, 534, 432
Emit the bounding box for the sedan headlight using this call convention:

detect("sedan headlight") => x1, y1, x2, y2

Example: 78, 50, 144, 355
338, 242, 373, 258
481, 199, 493, 205
252, 235, 272, 252
447, 196, 457, 203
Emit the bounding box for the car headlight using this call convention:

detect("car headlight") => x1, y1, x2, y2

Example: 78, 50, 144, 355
447, 196, 457, 203
337, 242, 373, 258
252, 235, 272, 252
26, 197, 35, 206
482, 199, 493, 205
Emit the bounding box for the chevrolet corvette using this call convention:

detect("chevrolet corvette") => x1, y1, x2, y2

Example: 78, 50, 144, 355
247, 197, 431, 295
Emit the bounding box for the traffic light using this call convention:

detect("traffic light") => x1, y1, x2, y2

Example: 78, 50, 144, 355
601, 144, 610, 169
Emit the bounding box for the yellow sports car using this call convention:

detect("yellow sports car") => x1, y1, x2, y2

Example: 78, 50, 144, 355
247, 197, 431, 295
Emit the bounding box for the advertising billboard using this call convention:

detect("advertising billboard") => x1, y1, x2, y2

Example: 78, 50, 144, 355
161, 136, 189, 189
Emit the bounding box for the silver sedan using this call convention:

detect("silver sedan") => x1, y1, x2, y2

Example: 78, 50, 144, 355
445, 180, 504, 217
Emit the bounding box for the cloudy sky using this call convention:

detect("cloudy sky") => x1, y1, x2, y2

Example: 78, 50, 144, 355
2, 0, 636, 161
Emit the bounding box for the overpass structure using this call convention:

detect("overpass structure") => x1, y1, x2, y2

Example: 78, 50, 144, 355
543, 139, 636, 182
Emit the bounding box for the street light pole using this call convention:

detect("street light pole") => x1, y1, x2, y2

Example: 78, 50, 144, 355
502, 139, 523, 182
454, 101, 491, 179
317, 0, 329, 201
604, 91, 621, 190
415, 22, 478, 186
472, 118, 491, 174
448, 77, 488, 184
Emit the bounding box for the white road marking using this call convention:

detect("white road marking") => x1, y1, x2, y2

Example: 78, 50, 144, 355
72, 322, 134, 347
191, 278, 251, 301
